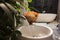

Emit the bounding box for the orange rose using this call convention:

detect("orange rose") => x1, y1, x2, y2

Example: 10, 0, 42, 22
23, 11, 38, 24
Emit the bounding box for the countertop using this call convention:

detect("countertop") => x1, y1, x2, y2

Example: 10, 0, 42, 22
47, 21, 60, 40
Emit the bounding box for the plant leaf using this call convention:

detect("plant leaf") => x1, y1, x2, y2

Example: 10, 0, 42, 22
16, 2, 20, 6
27, 0, 32, 3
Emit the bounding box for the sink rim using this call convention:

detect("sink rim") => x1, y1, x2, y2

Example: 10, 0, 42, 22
39, 13, 57, 14
19, 25, 53, 39
38, 13, 57, 15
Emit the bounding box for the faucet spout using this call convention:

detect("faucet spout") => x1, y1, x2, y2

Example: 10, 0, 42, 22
20, 15, 29, 27
20, 15, 26, 20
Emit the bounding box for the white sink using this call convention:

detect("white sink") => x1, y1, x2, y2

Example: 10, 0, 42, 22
36, 13, 57, 22
18, 25, 53, 40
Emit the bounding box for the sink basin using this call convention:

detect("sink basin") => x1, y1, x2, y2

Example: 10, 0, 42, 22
18, 25, 53, 40
36, 13, 57, 22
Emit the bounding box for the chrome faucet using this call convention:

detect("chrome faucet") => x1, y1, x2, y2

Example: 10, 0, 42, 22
20, 0, 29, 27
20, 15, 29, 27
57, 23, 60, 30
57, 20, 60, 30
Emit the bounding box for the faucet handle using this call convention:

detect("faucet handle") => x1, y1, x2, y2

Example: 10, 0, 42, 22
57, 23, 60, 30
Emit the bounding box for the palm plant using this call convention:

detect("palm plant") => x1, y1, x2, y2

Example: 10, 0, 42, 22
0, 0, 32, 40
0, 0, 21, 40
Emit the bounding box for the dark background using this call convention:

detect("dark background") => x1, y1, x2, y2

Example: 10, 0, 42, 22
29, 0, 58, 13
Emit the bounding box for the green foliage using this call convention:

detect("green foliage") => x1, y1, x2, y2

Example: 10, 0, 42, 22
27, 0, 32, 3
23, 3, 30, 11
0, 0, 21, 40
0, 0, 32, 40
19, 0, 32, 12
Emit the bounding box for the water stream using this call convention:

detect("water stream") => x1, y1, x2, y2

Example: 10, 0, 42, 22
20, 18, 45, 37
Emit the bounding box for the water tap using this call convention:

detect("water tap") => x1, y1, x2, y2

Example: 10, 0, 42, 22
20, 15, 29, 27
57, 23, 60, 30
